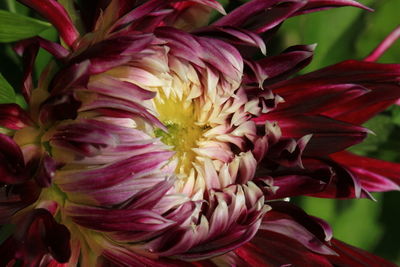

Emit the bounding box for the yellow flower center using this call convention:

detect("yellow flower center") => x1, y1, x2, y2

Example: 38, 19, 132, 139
154, 92, 207, 175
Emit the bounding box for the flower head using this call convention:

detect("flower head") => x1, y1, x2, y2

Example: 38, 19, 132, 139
1, 0, 399, 266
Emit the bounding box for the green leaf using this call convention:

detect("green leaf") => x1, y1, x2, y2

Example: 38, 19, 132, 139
0, 10, 51, 43
15, 94, 27, 109
0, 72, 16, 103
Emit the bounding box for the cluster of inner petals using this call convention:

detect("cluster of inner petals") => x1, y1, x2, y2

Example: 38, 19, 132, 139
105, 47, 267, 200
10, 38, 272, 261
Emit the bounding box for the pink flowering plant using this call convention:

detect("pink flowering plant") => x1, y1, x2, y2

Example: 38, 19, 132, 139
0, 0, 399, 266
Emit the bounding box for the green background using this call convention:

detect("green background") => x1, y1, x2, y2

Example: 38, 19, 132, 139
0, 0, 399, 264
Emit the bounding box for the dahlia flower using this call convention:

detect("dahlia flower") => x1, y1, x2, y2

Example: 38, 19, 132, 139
1, 0, 399, 266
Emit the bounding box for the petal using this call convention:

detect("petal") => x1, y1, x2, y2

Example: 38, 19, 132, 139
196, 26, 267, 55
0, 133, 26, 184
265, 201, 334, 246
271, 84, 370, 116
294, 0, 373, 15
213, 0, 306, 33
263, 115, 370, 156
0, 103, 32, 130
234, 230, 333, 267
0, 180, 41, 224
326, 238, 397, 267
271, 60, 400, 124
245, 44, 315, 85
331, 151, 400, 192
0, 208, 71, 266
14, 36, 69, 60
17, 0, 79, 47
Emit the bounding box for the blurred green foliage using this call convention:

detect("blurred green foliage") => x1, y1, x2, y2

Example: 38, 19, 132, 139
0, 0, 399, 264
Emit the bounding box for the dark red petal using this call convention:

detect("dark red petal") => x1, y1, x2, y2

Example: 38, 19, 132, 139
195, 26, 267, 56
271, 60, 400, 124
260, 168, 331, 199
265, 202, 334, 249
14, 36, 69, 60
17, 0, 79, 47
72, 33, 155, 65
15, 41, 38, 102
257, 44, 315, 85
112, 0, 167, 30
0, 208, 71, 266
304, 157, 372, 199
229, 233, 396, 267
262, 115, 369, 156
323, 84, 400, 124
49, 61, 91, 95
264, 135, 311, 168
272, 84, 369, 116
33, 153, 57, 188
234, 230, 333, 267
0, 180, 41, 224
213, 0, 306, 33
326, 238, 397, 267
331, 151, 400, 192
0, 133, 26, 184
0, 103, 33, 130
294, 0, 372, 15
39, 92, 81, 124
112, 0, 224, 31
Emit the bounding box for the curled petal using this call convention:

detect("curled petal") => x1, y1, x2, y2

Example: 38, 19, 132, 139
264, 135, 311, 168
14, 36, 69, 60
331, 151, 400, 192
265, 201, 334, 247
245, 44, 315, 86
148, 183, 269, 260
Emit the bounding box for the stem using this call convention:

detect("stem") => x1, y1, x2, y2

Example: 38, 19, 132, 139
364, 25, 400, 62
5, 0, 16, 13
